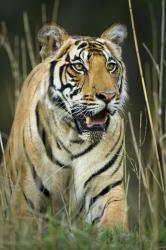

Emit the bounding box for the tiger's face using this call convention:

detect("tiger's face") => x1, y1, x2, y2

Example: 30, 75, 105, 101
39, 24, 127, 134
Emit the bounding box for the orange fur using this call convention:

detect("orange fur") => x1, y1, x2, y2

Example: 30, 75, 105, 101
2, 24, 128, 229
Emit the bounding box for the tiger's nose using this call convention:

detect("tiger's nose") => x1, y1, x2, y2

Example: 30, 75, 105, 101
96, 92, 116, 104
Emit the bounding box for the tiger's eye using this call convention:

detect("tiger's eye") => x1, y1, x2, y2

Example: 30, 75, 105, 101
73, 63, 84, 71
107, 62, 118, 73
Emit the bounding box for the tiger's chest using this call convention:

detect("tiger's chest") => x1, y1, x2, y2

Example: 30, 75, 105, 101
53, 114, 124, 208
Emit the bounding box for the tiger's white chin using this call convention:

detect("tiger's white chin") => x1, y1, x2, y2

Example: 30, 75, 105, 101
76, 110, 118, 143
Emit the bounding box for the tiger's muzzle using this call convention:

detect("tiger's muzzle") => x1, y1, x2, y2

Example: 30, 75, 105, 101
72, 91, 117, 133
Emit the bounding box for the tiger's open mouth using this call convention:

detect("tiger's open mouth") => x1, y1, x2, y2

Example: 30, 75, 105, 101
74, 109, 110, 133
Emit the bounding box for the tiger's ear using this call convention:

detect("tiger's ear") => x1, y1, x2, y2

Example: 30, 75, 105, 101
38, 24, 69, 61
101, 24, 127, 52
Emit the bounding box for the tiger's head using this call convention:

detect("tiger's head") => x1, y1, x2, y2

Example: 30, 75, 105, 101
38, 24, 127, 137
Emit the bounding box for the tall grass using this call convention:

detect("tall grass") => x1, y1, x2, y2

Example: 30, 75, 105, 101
0, 0, 166, 249
128, 0, 166, 249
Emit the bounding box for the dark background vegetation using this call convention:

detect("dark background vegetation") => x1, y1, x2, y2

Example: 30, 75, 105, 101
0, 0, 164, 227
0, 0, 162, 135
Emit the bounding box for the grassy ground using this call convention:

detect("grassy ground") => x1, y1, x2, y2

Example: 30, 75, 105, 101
0, 0, 166, 249
0, 215, 166, 250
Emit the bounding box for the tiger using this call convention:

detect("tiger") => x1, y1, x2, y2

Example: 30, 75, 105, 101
2, 23, 128, 229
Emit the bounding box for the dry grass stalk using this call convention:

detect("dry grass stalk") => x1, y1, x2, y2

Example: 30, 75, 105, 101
128, 0, 164, 196
128, 113, 153, 213
0, 22, 21, 109
14, 35, 21, 101
41, 3, 47, 25
159, 0, 166, 195
21, 39, 27, 81
143, 43, 160, 79
23, 12, 36, 68
159, 0, 165, 117
128, 0, 166, 248
52, 0, 60, 23
0, 133, 8, 211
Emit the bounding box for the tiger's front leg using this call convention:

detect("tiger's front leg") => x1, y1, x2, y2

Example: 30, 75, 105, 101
85, 182, 128, 229
6, 164, 71, 218
71, 120, 128, 230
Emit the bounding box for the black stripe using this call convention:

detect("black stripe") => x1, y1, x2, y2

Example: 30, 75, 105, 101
63, 117, 76, 129
57, 139, 72, 154
75, 40, 80, 45
79, 102, 99, 106
89, 49, 103, 54
89, 179, 123, 209
23, 133, 51, 198
73, 55, 81, 61
105, 116, 110, 133
70, 139, 84, 144
49, 61, 57, 86
61, 83, 72, 90
4, 192, 9, 207
52, 95, 68, 112
59, 64, 66, 87
37, 103, 52, 135
35, 106, 69, 168
77, 42, 88, 50
67, 70, 75, 78
36, 103, 40, 132
70, 88, 80, 98
31, 164, 50, 198
78, 48, 87, 59
88, 41, 104, 51
36, 105, 51, 149
110, 155, 124, 177
119, 76, 123, 94
117, 61, 123, 94
65, 53, 70, 62
8, 177, 13, 196
48, 84, 69, 114
94, 41, 104, 46
92, 199, 122, 225
74, 203, 84, 221
37, 122, 53, 162
72, 143, 97, 159
40, 184, 50, 197
84, 143, 123, 187
56, 140, 61, 149
54, 158, 68, 168
43, 135, 69, 167
74, 116, 83, 135
66, 121, 75, 129
105, 124, 122, 158
23, 191, 35, 210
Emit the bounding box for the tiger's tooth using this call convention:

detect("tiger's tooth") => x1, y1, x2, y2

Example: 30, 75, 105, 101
86, 117, 91, 125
